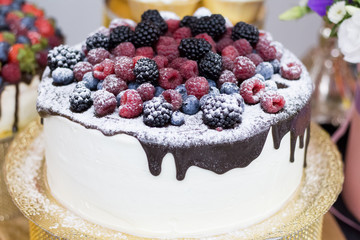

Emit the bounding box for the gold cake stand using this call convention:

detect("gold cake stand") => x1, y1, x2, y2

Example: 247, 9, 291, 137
4, 121, 343, 240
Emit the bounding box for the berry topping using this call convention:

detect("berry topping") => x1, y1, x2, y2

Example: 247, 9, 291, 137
87, 48, 110, 65
1, 63, 21, 83
141, 9, 168, 34
232, 21, 259, 45
166, 19, 180, 34
191, 14, 226, 40
185, 76, 209, 99
218, 70, 238, 87
173, 27, 192, 41
195, 33, 216, 52
73, 62, 93, 81
47, 45, 83, 71
179, 60, 198, 80
202, 94, 244, 129
260, 91, 285, 114
93, 89, 117, 116
179, 16, 197, 28
109, 26, 134, 49
152, 55, 168, 69
221, 45, 239, 62
114, 56, 135, 82
256, 40, 276, 61
256, 62, 274, 80
52, 67, 74, 85
156, 42, 179, 62
220, 82, 239, 95
199, 51, 222, 80
137, 82, 155, 101
119, 89, 143, 118
171, 111, 185, 126
270, 59, 280, 74
246, 53, 263, 66
135, 46, 154, 58
112, 42, 135, 58
103, 74, 127, 95
93, 59, 115, 80
134, 58, 159, 84
34, 17, 54, 38
222, 56, 234, 71
82, 72, 99, 90
158, 67, 183, 89
216, 36, 233, 53
133, 20, 161, 47
178, 38, 212, 61
181, 95, 200, 115
233, 39, 253, 56
69, 84, 93, 112
162, 89, 183, 111
169, 57, 187, 70
240, 77, 265, 104
86, 32, 110, 51
175, 84, 187, 100
280, 62, 302, 80
233, 56, 256, 81
143, 97, 172, 127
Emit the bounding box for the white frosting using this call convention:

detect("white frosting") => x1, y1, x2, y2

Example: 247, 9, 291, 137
0, 76, 40, 137
45, 116, 305, 238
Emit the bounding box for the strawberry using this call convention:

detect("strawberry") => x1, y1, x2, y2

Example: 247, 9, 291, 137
8, 43, 24, 63
22, 3, 44, 18
35, 18, 54, 38
0, 0, 12, 6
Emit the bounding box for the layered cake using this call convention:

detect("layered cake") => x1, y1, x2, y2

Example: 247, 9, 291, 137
37, 10, 313, 238
0, 0, 63, 138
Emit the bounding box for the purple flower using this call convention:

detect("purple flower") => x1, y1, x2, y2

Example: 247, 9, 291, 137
308, 0, 334, 16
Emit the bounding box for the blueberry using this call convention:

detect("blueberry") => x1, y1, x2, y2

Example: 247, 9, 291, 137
209, 86, 220, 96
0, 76, 3, 86
207, 79, 217, 88
116, 91, 126, 107
128, 82, 140, 90
175, 84, 187, 100
97, 81, 103, 90
21, 17, 35, 30
171, 111, 185, 126
253, 73, 265, 82
0, 6, 12, 15
52, 68, 74, 85
182, 95, 200, 115
10, 2, 22, 10
256, 62, 274, 80
200, 94, 212, 107
0, 16, 8, 30
0, 42, 10, 62
82, 72, 99, 90
154, 86, 165, 97
16, 35, 30, 44
270, 59, 280, 74
220, 82, 239, 95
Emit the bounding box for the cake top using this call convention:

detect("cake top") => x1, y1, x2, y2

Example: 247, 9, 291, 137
38, 9, 313, 146
0, 0, 63, 86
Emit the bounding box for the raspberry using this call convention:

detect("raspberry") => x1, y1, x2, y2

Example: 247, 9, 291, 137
143, 97, 172, 127
199, 51, 222, 80
158, 68, 183, 90
135, 46, 154, 58
152, 55, 168, 69
111, 42, 135, 58
222, 57, 234, 71
195, 33, 216, 52
166, 19, 180, 34
35, 17, 55, 38
239, 77, 265, 104
156, 43, 179, 62
137, 83, 155, 101
103, 74, 127, 95
256, 40, 276, 61
87, 48, 110, 65
218, 70, 238, 87
73, 62, 93, 81
173, 27, 192, 41
114, 56, 135, 82
216, 37, 233, 53
260, 91, 285, 114
233, 56, 256, 81
179, 60, 198, 80
280, 62, 302, 80
185, 76, 209, 99
93, 59, 115, 80
246, 53, 263, 66
119, 89, 143, 118
233, 39, 253, 56
178, 38, 212, 61
157, 36, 176, 46
134, 58, 159, 84
93, 90, 117, 116
36, 50, 48, 67
1, 63, 21, 84
69, 84, 93, 112
162, 89, 183, 111
232, 22, 259, 45
27, 31, 41, 45
221, 45, 239, 61
169, 57, 187, 70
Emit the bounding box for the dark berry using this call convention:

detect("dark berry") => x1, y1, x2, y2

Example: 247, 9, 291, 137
232, 22, 259, 45
271, 59, 280, 74
178, 38, 212, 61
175, 84, 187, 100
109, 26, 134, 49
256, 62, 274, 80
179, 16, 197, 28
191, 14, 226, 40
171, 111, 185, 126
233, 56, 256, 81
137, 82, 155, 101
155, 86, 165, 97
82, 72, 99, 90
240, 78, 265, 104
73, 62, 93, 81
0, 42, 10, 62
103, 74, 127, 95
143, 97, 172, 127
47, 45, 83, 71
134, 58, 159, 84
116, 91, 125, 106
185, 76, 209, 100
87, 48, 110, 65
97, 81, 103, 90
128, 82, 140, 90
182, 95, 200, 115
86, 32, 110, 51
114, 56, 135, 82
220, 82, 239, 95
207, 79, 217, 88
260, 90, 285, 114
133, 21, 161, 47
52, 67, 74, 85
69, 84, 93, 112
199, 51, 222, 80
119, 89, 143, 118
195, 33, 216, 52
209, 86, 220, 96
93, 59, 115, 80
141, 9, 167, 34
93, 89, 117, 116
162, 89, 183, 111
158, 68, 183, 90
280, 62, 302, 80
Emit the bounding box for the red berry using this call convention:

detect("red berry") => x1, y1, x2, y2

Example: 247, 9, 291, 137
93, 90, 117, 117
119, 89, 143, 118
35, 50, 48, 67
280, 62, 302, 80
240, 78, 265, 104
5, 12, 21, 25
87, 48, 110, 65
73, 62, 93, 81
173, 27, 192, 41
114, 56, 135, 82
111, 42, 135, 58
166, 19, 180, 34
8, 44, 24, 63
156, 43, 179, 62
233, 56, 256, 81
22, 3, 44, 17
152, 55, 168, 69
246, 53, 263, 66
179, 60, 198, 80
162, 89, 183, 111
222, 57, 234, 71
185, 76, 209, 99
0, 0, 12, 6
1, 63, 21, 84
260, 91, 285, 113
93, 59, 115, 80
157, 36, 176, 46
195, 33, 216, 52
222, 45, 239, 61
233, 39, 253, 56
48, 35, 63, 48
35, 17, 55, 37
158, 68, 183, 90
216, 37, 233, 53
103, 74, 127, 95
256, 40, 276, 61
218, 70, 238, 87
169, 57, 187, 70
27, 31, 41, 45
137, 83, 155, 101
135, 47, 154, 58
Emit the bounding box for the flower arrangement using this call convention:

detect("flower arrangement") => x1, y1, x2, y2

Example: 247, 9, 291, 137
280, 0, 360, 63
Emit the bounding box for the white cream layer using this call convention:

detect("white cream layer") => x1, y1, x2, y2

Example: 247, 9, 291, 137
44, 116, 304, 238
0, 76, 40, 137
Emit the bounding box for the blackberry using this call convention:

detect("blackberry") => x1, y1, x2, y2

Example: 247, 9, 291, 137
47, 45, 83, 71
143, 97, 173, 127
192, 14, 226, 40
69, 83, 93, 112
232, 22, 259, 45
134, 58, 159, 85
133, 21, 161, 47
86, 32, 110, 51
199, 52, 222, 80
178, 38, 212, 61
202, 94, 243, 129
141, 9, 168, 34
179, 15, 197, 28
109, 26, 134, 49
